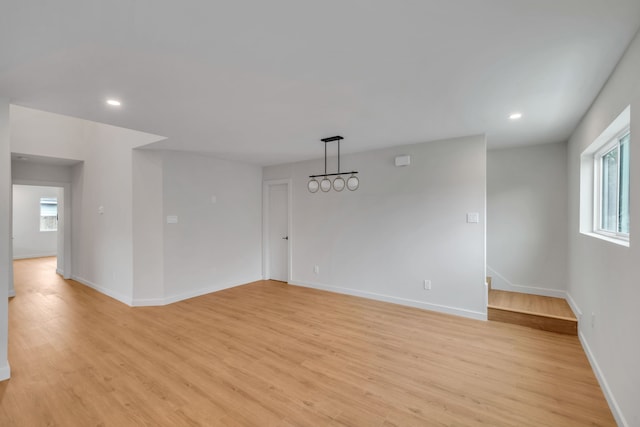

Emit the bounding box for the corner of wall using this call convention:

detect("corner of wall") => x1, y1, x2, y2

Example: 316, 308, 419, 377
0, 361, 10, 381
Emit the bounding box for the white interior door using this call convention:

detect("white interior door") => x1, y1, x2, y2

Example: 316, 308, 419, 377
268, 184, 288, 282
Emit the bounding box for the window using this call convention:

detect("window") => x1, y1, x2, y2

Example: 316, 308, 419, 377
40, 197, 58, 231
595, 131, 630, 238
580, 105, 630, 246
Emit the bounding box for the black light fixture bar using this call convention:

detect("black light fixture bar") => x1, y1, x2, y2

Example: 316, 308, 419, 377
309, 135, 358, 178
320, 136, 344, 143
309, 171, 359, 178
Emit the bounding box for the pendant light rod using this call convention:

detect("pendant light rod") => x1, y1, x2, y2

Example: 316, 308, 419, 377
338, 139, 340, 174
310, 135, 358, 178
324, 139, 327, 175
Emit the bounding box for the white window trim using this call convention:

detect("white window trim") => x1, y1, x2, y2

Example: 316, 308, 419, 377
579, 105, 630, 248
592, 126, 630, 243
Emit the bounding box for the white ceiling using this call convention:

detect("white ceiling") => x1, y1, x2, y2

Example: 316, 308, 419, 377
1, 0, 639, 165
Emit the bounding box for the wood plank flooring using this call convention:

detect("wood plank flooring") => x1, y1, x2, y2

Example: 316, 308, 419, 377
488, 290, 577, 320
1, 257, 614, 426
488, 290, 578, 335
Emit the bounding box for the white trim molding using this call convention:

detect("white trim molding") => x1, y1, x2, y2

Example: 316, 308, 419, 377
13, 253, 57, 260
131, 276, 263, 307
291, 280, 487, 321
71, 276, 132, 306
73, 274, 263, 308
578, 331, 628, 426
568, 292, 627, 426
486, 266, 567, 299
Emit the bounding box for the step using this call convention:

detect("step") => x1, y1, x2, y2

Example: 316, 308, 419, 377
487, 290, 577, 335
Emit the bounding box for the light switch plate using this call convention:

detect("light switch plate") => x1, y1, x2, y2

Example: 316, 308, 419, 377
166, 215, 178, 224
395, 155, 411, 167
467, 212, 480, 223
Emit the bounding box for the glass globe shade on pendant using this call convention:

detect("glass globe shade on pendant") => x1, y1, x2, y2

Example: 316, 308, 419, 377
347, 174, 359, 191
308, 178, 319, 193
320, 177, 332, 192
333, 176, 345, 191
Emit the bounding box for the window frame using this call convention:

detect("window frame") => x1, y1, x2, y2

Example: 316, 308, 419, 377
39, 197, 58, 232
592, 126, 630, 243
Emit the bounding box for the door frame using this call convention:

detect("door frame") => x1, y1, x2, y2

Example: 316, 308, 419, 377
12, 179, 72, 283
262, 179, 292, 282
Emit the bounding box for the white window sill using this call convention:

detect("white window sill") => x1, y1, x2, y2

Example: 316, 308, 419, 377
580, 231, 630, 247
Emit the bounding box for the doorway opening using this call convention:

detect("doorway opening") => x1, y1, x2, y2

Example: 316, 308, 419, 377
263, 180, 292, 283
11, 183, 71, 297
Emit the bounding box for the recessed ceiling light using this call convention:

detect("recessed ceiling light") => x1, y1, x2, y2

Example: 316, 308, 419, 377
509, 112, 522, 120
106, 99, 121, 107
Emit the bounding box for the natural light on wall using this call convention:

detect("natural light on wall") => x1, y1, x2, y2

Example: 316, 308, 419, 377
579, 105, 631, 246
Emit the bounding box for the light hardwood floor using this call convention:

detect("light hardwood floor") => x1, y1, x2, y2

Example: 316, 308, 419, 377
488, 290, 577, 320
488, 290, 578, 335
1, 257, 614, 426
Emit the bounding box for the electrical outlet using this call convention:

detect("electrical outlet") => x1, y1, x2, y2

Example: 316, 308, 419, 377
423, 280, 431, 290
591, 312, 596, 328
314, 265, 319, 275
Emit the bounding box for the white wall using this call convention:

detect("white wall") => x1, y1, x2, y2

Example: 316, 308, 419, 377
487, 142, 568, 297
0, 98, 11, 380
567, 30, 640, 426
70, 122, 164, 304
12, 160, 74, 183
12, 185, 61, 259
10, 105, 85, 161
161, 150, 263, 303
264, 135, 487, 319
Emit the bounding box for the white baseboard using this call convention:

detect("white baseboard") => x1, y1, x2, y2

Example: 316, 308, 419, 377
56, 268, 64, 276
130, 297, 166, 307
71, 275, 133, 306
131, 276, 262, 307
568, 292, 626, 426
291, 280, 487, 321
565, 292, 583, 321
8, 289, 16, 297
13, 253, 57, 260
487, 266, 567, 298
578, 330, 628, 427
0, 361, 10, 381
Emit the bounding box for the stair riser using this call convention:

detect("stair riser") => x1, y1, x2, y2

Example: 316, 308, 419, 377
488, 307, 577, 335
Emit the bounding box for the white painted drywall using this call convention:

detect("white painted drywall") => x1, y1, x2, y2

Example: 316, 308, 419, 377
10, 105, 84, 161
132, 149, 164, 305
263, 135, 487, 319
567, 30, 640, 427
0, 98, 11, 380
70, 122, 163, 304
12, 185, 61, 259
12, 161, 74, 183
162, 151, 263, 302
487, 142, 568, 297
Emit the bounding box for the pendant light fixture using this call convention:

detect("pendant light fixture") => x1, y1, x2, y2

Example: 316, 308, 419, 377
308, 136, 359, 193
